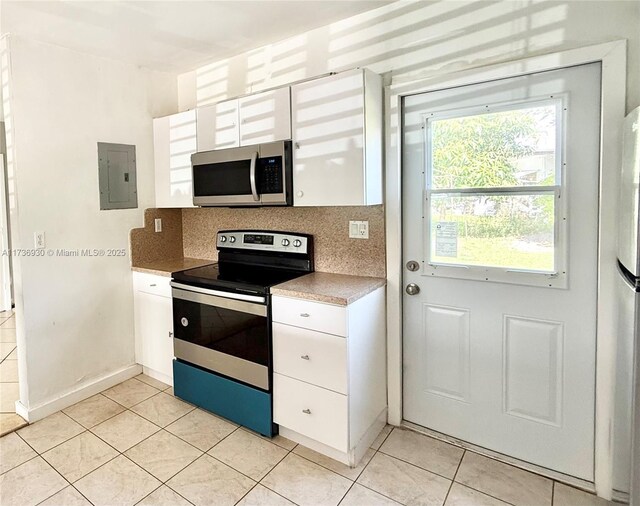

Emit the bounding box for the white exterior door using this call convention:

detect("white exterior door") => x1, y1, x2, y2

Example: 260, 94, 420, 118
402, 63, 601, 480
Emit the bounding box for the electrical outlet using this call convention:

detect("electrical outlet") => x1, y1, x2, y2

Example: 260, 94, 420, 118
34, 231, 45, 249
359, 221, 369, 239
349, 221, 369, 239
154, 218, 162, 233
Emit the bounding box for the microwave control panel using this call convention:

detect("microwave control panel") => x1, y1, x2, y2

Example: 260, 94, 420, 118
258, 156, 283, 194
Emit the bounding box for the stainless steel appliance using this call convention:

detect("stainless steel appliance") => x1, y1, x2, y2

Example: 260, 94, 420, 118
191, 140, 293, 207
614, 106, 640, 503
170, 230, 313, 436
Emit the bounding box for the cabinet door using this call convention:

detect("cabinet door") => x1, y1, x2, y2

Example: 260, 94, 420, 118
291, 70, 366, 206
197, 100, 239, 151
135, 290, 174, 379
238, 88, 291, 146
153, 110, 197, 208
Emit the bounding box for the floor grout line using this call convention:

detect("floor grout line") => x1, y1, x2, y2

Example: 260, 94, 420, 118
291, 445, 374, 482
355, 479, 408, 504
376, 446, 461, 484
452, 482, 518, 506
232, 482, 261, 506
23, 433, 76, 506
70, 482, 97, 506
442, 449, 466, 505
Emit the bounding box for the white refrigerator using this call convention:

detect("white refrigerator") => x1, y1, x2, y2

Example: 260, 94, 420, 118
615, 106, 640, 503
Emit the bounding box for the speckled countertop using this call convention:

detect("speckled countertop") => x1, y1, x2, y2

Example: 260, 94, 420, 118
271, 272, 386, 306
131, 257, 213, 277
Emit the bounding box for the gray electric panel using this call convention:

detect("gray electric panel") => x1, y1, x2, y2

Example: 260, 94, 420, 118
98, 142, 138, 210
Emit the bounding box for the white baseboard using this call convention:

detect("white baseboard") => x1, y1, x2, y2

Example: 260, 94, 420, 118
15, 364, 142, 423
142, 366, 173, 387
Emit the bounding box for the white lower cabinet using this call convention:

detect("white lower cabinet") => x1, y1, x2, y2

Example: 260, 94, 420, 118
133, 272, 174, 385
272, 287, 387, 466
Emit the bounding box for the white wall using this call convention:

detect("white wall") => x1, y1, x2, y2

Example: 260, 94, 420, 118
3, 36, 176, 413
180, 0, 639, 114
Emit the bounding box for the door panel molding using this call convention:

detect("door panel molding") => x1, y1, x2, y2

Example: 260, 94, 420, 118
503, 315, 564, 426
422, 304, 470, 402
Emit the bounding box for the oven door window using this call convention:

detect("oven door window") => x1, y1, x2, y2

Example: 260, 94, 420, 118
173, 297, 269, 366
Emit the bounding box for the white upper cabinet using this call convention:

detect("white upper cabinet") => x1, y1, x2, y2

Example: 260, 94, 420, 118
197, 99, 240, 151
238, 87, 291, 145
291, 69, 383, 207
197, 88, 291, 151
153, 110, 197, 208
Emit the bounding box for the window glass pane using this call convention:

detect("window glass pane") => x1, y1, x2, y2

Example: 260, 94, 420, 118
429, 193, 555, 271
431, 104, 557, 189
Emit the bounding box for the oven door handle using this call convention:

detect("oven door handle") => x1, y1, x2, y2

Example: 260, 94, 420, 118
171, 284, 267, 317
170, 282, 265, 304
249, 151, 259, 202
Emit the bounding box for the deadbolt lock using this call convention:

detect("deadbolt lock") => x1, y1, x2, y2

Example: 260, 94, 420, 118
406, 260, 420, 272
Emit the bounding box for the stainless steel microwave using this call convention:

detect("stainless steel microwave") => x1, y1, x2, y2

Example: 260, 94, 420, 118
191, 140, 292, 207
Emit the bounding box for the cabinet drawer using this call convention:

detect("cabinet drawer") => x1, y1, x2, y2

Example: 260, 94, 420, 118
133, 272, 172, 298
272, 296, 347, 336
273, 373, 348, 452
273, 323, 347, 394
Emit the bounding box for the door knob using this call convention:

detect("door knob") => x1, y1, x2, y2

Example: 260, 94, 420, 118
405, 283, 420, 296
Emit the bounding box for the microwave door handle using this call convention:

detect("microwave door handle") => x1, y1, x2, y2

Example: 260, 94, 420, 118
249, 151, 259, 201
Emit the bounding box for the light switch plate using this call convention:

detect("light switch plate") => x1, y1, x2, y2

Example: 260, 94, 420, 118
349, 221, 360, 238
154, 218, 162, 233
34, 231, 45, 249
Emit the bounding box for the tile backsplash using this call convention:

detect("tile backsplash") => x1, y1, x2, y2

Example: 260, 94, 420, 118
182, 206, 386, 278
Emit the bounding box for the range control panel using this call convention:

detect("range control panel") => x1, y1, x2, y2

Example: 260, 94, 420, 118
217, 230, 309, 254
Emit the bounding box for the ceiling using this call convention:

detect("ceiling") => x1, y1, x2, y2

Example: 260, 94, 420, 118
1, 0, 391, 73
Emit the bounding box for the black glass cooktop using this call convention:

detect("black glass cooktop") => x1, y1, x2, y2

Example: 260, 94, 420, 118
172, 262, 305, 295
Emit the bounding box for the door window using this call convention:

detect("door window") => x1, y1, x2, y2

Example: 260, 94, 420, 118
425, 99, 565, 286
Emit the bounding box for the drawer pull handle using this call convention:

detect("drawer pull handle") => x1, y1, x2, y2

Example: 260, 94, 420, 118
302, 409, 311, 415
300, 354, 310, 360
150, 284, 157, 287
300, 313, 310, 318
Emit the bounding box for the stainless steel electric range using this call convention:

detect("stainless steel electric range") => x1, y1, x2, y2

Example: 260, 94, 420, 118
170, 230, 313, 437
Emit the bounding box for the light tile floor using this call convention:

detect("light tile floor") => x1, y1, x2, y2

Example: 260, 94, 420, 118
0, 311, 27, 436
0, 374, 616, 506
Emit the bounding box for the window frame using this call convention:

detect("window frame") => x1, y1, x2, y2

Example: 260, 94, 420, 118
422, 96, 568, 288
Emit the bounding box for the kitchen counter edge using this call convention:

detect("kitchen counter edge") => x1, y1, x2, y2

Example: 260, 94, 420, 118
131, 257, 213, 277
271, 272, 386, 306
